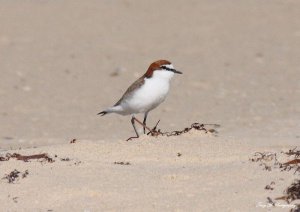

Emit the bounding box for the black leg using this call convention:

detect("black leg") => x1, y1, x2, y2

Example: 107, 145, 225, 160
131, 115, 139, 137
127, 115, 139, 141
143, 112, 148, 134
126, 116, 154, 141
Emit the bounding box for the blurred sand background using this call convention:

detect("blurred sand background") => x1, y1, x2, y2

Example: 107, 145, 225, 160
0, 0, 300, 211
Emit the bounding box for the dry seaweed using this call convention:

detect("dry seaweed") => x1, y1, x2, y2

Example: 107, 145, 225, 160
126, 121, 219, 141
283, 147, 300, 158
250, 151, 300, 174
265, 182, 275, 190
2, 169, 28, 184
0, 153, 54, 163
251, 149, 300, 211
70, 139, 76, 144
284, 180, 300, 203
147, 121, 220, 137
114, 161, 131, 165
275, 179, 300, 212
250, 152, 277, 163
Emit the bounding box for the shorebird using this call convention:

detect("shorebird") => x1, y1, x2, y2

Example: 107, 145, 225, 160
98, 60, 182, 140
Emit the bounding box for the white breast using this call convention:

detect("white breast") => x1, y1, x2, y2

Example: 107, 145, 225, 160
123, 70, 174, 114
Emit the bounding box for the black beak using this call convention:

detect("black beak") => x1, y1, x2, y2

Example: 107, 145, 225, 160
161, 65, 183, 74
172, 69, 182, 74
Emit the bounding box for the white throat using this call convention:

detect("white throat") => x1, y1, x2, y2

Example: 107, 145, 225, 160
151, 64, 175, 81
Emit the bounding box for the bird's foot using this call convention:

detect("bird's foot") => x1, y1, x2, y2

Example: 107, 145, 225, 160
126, 136, 139, 141
147, 120, 164, 137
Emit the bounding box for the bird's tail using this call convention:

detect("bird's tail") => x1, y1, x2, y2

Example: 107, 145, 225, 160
97, 105, 123, 116
97, 111, 107, 116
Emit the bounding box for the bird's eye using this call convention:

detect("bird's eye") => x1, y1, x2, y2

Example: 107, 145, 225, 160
161, 66, 169, 70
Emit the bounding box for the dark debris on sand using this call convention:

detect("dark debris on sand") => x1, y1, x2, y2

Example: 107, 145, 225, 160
250, 150, 300, 174
250, 148, 300, 211
0, 153, 54, 163
147, 122, 220, 137
114, 161, 131, 165
2, 169, 29, 184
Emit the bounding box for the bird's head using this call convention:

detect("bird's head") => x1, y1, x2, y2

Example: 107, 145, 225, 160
144, 60, 182, 79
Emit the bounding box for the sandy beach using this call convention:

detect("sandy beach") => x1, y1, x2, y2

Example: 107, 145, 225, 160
0, 0, 299, 211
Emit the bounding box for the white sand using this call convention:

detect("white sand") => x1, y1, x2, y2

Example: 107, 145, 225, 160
0, 135, 298, 211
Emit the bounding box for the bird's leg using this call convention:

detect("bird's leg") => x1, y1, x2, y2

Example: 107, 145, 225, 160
143, 112, 148, 134
127, 115, 139, 141
126, 116, 153, 141
131, 115, 139, 137
132, 117, 152, 132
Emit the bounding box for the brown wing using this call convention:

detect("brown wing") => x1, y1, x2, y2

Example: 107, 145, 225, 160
113, 60, 170, 106
114, 76, 145, 106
